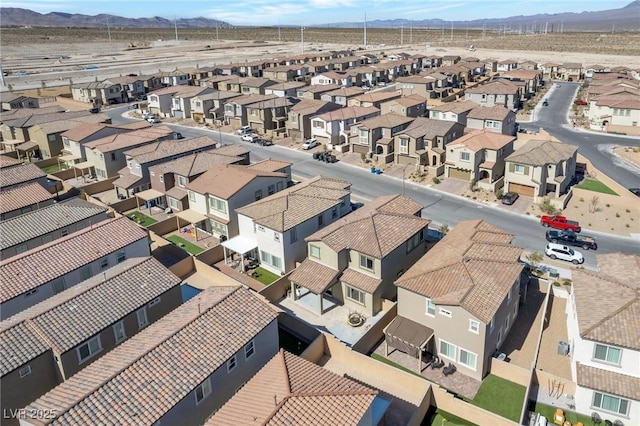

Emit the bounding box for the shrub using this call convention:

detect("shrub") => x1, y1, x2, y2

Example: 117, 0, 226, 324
495, 189, 504, 199
606, 203, 611, 208
579, 197, 584, 202
616, 213, 620, 218
626, 224, 630, 228
553, 281, 561, 287
626, 209, 631, 213
539, 198, 558, 215
432, 177, 440, 184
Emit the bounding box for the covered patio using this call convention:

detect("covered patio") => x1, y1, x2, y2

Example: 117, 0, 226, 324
72, 161, 95, 184
134, 188, 166, 216
15, 141, 38, 160
383, 316, 434, 372
288, 258, 341, 316
173, 209, 208, 242
220, 235, 259, 273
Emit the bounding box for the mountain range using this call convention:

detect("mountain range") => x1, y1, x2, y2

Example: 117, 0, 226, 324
1, 1, 638, 31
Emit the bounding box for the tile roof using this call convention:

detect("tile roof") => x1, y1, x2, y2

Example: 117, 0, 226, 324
576, 363, 640, 400
0, 181, 53, 215
207, 349, 377, 426
0, 217, 148, 304
597, 253, 640, 287
352, 90, 402, 103
61, 121, 151, 142
429, 100, 478, 113
1, 257, 180, 361
355, 112, 414, 130
467, 105, 512, 121
298, 84, 342, 94
2, 110, 94, 129
465, 80, 519, 95
0, 105, 63, 121
187, 164, 287, 199
34, 114, 110, 134
236, 176, 350, 232
230, 93, 278, 106
340, 268, 383, 293
314, 106, 380, 122
147, 149, 244, 179
241, 77, 277, 88
506, 139, 578, 166
0, 155, 23, 169
246, 97, 293, 109
24, 286, 278, 425
0, 321, 51, 377
571, 268, 640, 350
0, 198, 107, 251
123, 135, 218, 164
289, 258, 341, 294
449, 129, 515, 152
323, 86, 366, 97
399, 117, 459, 139
395, 220, 524, 323
245, 159, 292, 172
307, 194, 428, 258
112, 169, 142, 190
83, 125, 174, 153
0, 162, 46, 188
391, 94, 428, 107
500, 69, 542, 80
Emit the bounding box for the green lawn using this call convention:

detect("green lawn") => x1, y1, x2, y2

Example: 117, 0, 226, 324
422, 406, 477, 426
41, 163, 68, 173
370, 353, 426, 379
466, 375, 526, 422
166, 235, 204, 255
250, 267, 280, 285
127, 212, 157, 227
575, 178, 618, 195
534, 403, 596, 426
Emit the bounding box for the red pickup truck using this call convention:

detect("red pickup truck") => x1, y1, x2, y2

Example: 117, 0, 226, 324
540, 215, 581, 233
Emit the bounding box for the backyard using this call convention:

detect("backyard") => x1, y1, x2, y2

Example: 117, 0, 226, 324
166, 235, 204, 255
422, 406, 477, 426
465, 375, 526, 423
250, 267, 279, 286
534, 402, 595, 426
127, 211, 157, 227
41, 163, 68, 173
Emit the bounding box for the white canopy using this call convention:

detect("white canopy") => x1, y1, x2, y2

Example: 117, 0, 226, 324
221, 235, 258, 255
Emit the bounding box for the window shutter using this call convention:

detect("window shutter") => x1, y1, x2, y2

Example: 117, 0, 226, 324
508, 163, 514, 172
524, 165, 530, 174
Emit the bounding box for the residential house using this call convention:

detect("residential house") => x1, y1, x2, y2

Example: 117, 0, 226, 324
566, 254, 640, 426
349, 113, 415, 163
104, 76, 145, 101
393, 117, 464, 173
83, 125, 175, 181
466, 105, 517, 135
286, 99, 342, 140
178, 66, 216, 86
464, 80, 521, 110
0, 94, 40, 111
206, 349, 380, 426
518, 60, 538, 71
497, 59, 519, 72
587, 88, 640, 136
228, 176, 351, 275
186, 160, 292, 240
0, 257, 182, 426
20, 286, 279, 426
190, 91, 241, 124
71, 81, 124, 106
483, 58, 498, 74
114, 136, 219, 199
330, 56, 362, 71
0, 162, 47, 190
362, 53, 380, 64
0, 216, 150, 320
170, 86, 214, 119
264, 81, 306, 98
428, 100, 478, 126
200, 75, 238, 90
310, 105, 380, 146
149, 145, 250, 214
504, 139, 578, 200
0, 198, 109, 259
296, 84, 342, 100
262, 64, 309, 82
0, 182, 54, 221
244, 97, 293, 137
392, 219, 524, 380
442, 55, 461, 66
397, 75, 440, 99
237, 60, 266, 77
311, 71, 354, 87
224, 94, 277, 128
320, 86, 366, 106
426, 55, 443, 69
154, 70, 190, 86
559, 63, 583, 81
382, 94, 428, 118
539, 62, 560, 80
138, 74, 163, 93
218, 63, 241, 76
147, 86, 183, 117
347, 90, 402, 109
288, 194, 429, 316
238, 77, 278, 95
445, 129, 516, 191
498, 69, 543, 99
61, 121, 152, 162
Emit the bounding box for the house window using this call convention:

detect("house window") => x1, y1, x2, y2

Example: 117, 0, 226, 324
169, 198, 179, 209
227, 355, 237, 372
593, 344, 622, 365
178, 176, 187, 187
399, 138, 409, 154
16, 244, 28, 254
113, 321, 126, 343
195, 378, 212, 405
272, 256, 282, 269
514, 164, 525, 174
209, 197, 227, 214
290, 227, 297, 243
497, 328, 503, 346
244, 340, 255, 359
79, 265, 92, 281
310, 245, 320, 258
469, 320, 479, 334
359, 129, 369, 145
116, 250, 126, 263
508, 287, 512, 302
111, 152, 117, 161
77, 335, 102, 363
255, 190, 262, 201
61, 229, 69, 237
274, 232, 280, 242
592, 392, 629, 416
136, 307, 148, 329
317, 214, 324, 228
19, 365, 32, 378
313, 120, 323, 128
505, 316, 510, 330
460, 152, 470, 162
51, 277, 66, 294
188, 191, 196, 202
100, 258, 109, 270
439, 308, 452, 318
406, 230, 424, 253
359, 254, 374, 272
149, 297, 161, 307
268, 184, 275, 195
331, 207, 338, 218
260, 250, 271, 265
345, 285, 365, 305
459, 348, 477, 370
276, 181, 284, 191
439, 339, 456, 360
426, 298, 435, 316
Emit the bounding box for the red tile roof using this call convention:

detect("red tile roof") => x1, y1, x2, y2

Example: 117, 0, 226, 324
0, 181, 53, 215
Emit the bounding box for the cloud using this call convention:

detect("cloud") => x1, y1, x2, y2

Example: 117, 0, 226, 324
309, 0, 354, 8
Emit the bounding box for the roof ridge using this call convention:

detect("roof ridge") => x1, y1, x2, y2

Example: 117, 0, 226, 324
581, 297, 638, 339
289, 389, 379, 397
280, 350, 292, 394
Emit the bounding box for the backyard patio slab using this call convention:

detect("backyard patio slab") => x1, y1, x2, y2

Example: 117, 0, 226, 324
536, 294, 572, 380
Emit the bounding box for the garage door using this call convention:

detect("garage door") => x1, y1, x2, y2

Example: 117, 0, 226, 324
508, 182, 535, 197
447, 168, 471, 181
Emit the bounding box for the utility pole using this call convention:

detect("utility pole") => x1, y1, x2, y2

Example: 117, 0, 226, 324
482, 22, 486, 39
174, 16, 178, 41
364, 13, 367, 48
450, 22, 453, 42
278, 25, 281, 43
216, 22, 219, 41
441, 21, 445, 43
106, 16, 111, 42
560, 20, 564, 34
401, 24, 404, 45
611, 22, 615, 34
466, 22, 468, 39
410, 21, 413, 44
301, 25, 304, 54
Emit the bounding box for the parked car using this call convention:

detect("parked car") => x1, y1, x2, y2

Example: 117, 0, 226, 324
173, 132, 184, 140
542, 100, 549, 107
501, 192, 519, 205
131, 103, 139, 110
573, 100, 587, 106
629, 188, 640, 197
555, 83, 561, 88
237, 125, 253, 135
301, 138, 320, 150
241, 133, 259, 143
545, 230, 597, 250
89, 107, 100, 113
544, 243, 584, 265
257, 138, 273, 146
540, 215, 581, 233
147, 117, 161, 124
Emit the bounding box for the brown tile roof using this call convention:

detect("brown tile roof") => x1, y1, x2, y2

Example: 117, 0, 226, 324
24, 286, 278, 425
0, 181, 53, 215
187, 164, 287, 199
465, 80, 519, 95
2, 110, 94, 129
314, 106, 379, 122
1, 257, 180, 362
214, 143, 251, 157
0, 162, 46, 188
0, 155, 24, 169
0, 217, 148, 304
123, 135, 217, 164
207, 349, 377, 426
246, 97, 293, 109
399, 117, 459, 139
449, 129, 515, 152
230, 93, 278, 106
576, 363, 640, 400
289, 258, 341, 294
429, 100, 478, 114
392, 94, 428, 107
352, 90, 402, 103
571, 268, 640, 350
323, 86, 366, 97
0, 320, 51, 377
340, 268, 383, 293
61, 121, 151, 142
83, 125, 174, 153
597, 253, 640, 287
395, 220, 524, 323
33, 114, 110, 134
307, 194, 428, 258
355, 112, 414, 130
290, 99, 337, 115
236, 176, 350, 232
147, 149, 244, 179
240, 77, 277, 88
0, 105, 63, 120
245, 158, 292, 172
500, 69, 542, 80
112, 168, 142, 189
506, 139, 578, 166
467, 105, 512, 121
297, 84, 342, 94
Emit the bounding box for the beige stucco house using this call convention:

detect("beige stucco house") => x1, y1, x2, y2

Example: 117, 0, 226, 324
349, 113, 415, 163
464, 80, 521, 110
466, 105, 517, 136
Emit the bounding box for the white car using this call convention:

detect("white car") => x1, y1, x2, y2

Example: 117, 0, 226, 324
544, 243, 584, 265
241, 133, 259, 143
301, 138, 320, 150
237, 125, 252, 135
147, 117, 161, 124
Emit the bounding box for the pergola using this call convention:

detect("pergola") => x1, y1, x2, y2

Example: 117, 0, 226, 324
383, 316, 434, 372
221, 236, 258, 273
134, 188, 165, 216
287, 258, 340, 316
174, 209, 207, 242
72, 161, 94, 183
1, 139, 23, 153
14, 141, 38, 160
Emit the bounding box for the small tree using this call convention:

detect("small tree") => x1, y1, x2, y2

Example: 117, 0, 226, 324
526, 251, 544, 271
589, 195, 600, 213
360, 152, 366, 163
438, 224, 449, 237
7, 83, 13, 92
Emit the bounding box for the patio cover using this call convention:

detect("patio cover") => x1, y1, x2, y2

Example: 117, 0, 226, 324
289, 258, 340, 294
384, 316, 434, 358
15, 141, 38, 151
175, 209, 207, 224
58, 154, 80, 163
135, 188, 165, 201
73, 161, 93, 170
221, 235, 258, 255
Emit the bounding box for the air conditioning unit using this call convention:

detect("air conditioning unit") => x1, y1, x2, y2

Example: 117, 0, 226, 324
557, 341, 570, 356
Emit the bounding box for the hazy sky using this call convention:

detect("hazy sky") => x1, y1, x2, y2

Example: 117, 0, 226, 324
7, 0, 632, 26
